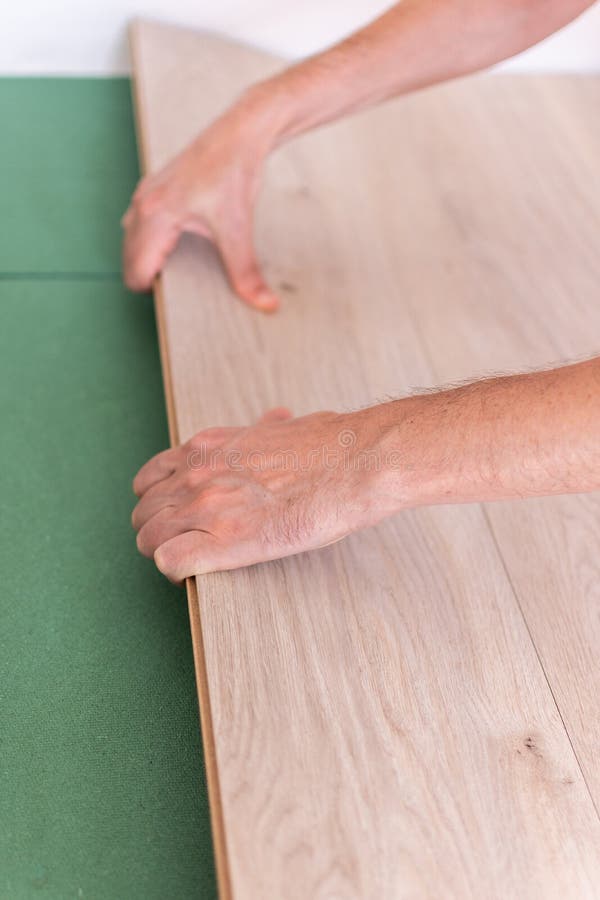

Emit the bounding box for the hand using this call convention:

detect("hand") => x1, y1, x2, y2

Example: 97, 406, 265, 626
131, 407, 384, 581
122, 96, 280, 312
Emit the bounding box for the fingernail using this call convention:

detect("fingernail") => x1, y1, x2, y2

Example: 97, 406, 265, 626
255, 291, 279, 312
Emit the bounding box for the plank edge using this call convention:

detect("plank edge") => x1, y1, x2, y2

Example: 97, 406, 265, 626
128, 19, 232, 899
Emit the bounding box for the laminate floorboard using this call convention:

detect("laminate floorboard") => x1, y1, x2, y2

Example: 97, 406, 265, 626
131, 20, 600, 899
352, 75, 600, 810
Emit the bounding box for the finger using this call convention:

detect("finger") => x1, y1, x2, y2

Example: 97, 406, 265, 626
133, 447, 179, 498
257, 407, 293, 424
131, 475, 180, 530
154, 527, 284, 581
136, 506, 184, 558
122, 205, 181, 292
154, 530, 226, 582
215, 223, 279, 313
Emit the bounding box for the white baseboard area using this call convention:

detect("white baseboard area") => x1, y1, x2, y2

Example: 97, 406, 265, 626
1, 0, 600, 75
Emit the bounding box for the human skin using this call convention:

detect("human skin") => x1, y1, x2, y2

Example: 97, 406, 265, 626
122, 0, 593, 307
124, 0, 598, 578
132, 359, 600, 581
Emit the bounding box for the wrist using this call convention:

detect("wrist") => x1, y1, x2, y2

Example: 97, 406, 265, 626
350, 397, 461, 515
232, 80, 296, 157
335, 406, 416, 524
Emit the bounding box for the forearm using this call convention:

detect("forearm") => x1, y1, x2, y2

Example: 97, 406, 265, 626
132, 356, 600, 578
359, 357, 600, 514
242, 0, 592, 151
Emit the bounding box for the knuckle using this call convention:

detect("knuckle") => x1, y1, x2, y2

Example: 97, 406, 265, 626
134, 196, 154, 219
181, 467, 201, 491
132, 187, 162, 219
154, 544, 182, 581
189, 427, 233, 450
136, 526, 154, 557
187, 433, 207, 452
185, 448, 205, 472
185, 440, 211, 471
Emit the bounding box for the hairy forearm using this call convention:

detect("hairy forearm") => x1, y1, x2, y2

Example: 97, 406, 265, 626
357, 357, 600, 514
241, 0, 592, 151
132, 357, 600, 578
123, 0, 594, 303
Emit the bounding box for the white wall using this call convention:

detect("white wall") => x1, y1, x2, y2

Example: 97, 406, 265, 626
2, 0, 600, 74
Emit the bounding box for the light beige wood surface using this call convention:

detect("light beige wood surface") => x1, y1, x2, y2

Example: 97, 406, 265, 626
130, 20, 600, 899
350, 76, 600, 813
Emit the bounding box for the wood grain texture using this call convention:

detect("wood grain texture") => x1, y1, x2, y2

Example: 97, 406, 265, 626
349, 75, 600, 812
130, 20, 600, 899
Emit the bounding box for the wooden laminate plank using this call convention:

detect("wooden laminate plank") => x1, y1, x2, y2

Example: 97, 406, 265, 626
128, 36, 232, 896
130, 20, 600, 899
349, 74, 600, 808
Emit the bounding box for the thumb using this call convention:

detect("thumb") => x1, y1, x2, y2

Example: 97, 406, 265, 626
215, 223, 279, 313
